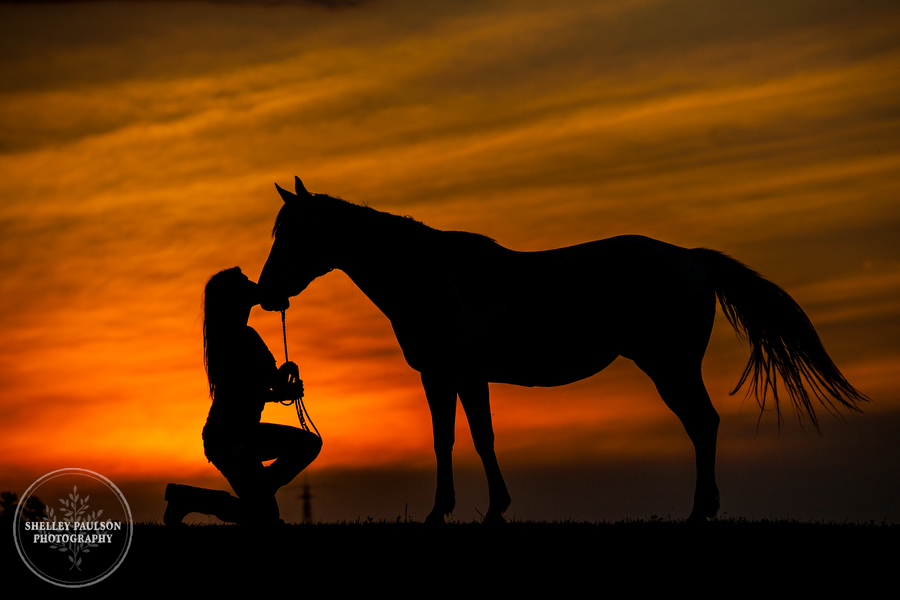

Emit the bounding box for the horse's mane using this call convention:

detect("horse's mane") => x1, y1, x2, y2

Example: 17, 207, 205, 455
272, 192, 497, 246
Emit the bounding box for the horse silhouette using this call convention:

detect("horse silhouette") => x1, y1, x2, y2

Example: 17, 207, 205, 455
258, 176, 866, 524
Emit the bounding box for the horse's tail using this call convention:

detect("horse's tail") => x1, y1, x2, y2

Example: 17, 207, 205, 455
691, 248, 867, 428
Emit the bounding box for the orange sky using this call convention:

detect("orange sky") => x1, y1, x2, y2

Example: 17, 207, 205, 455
1, 0, 898, 523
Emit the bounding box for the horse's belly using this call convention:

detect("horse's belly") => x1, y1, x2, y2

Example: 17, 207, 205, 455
463, 307, 622, 385
486, 348, 619, 387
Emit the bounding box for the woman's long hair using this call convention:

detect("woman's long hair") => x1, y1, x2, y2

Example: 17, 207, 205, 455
202, 267, 248, 399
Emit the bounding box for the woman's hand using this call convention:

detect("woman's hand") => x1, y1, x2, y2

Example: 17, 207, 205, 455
279, 361, 300, 383
277, 362, 303, 401
283, 379, 304, 402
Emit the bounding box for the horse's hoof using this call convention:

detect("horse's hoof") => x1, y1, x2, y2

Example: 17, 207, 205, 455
686, 512, 716, 525
482, 513, 507, 527
424, 512, 447, 526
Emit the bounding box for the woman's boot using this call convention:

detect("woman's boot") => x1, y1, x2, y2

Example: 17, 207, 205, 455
164, 483, 242, 526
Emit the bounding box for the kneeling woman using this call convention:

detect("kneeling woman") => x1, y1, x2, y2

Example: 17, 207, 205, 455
167, 267, 321, 526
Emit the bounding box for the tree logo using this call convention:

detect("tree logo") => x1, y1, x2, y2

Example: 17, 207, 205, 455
12, 468, 133, 588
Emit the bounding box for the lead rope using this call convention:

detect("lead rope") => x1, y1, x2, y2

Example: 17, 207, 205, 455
281, 309, 289, 363
281, 310, 321, 439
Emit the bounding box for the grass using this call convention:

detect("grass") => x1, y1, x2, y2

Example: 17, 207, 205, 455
9, 518, 896, 593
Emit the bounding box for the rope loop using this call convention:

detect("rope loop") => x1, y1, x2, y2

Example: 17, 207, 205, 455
279, 310, 321, 439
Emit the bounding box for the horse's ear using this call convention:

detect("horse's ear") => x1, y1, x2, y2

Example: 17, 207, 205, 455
294, 176, 312, 197
275, 182, 296, 204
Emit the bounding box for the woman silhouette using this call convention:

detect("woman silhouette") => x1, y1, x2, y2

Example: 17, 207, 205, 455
165, 267, 321, 526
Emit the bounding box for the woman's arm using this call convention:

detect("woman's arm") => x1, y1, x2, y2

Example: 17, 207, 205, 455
243, 327, 303, 403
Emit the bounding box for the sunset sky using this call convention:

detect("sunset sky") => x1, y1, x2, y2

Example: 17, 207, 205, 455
1, 0, 898, 524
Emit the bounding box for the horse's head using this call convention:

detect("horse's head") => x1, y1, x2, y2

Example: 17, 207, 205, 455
258, 176, 335, 311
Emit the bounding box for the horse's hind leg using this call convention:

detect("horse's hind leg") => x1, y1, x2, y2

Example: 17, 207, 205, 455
421, 372, 458, 525
640, 361, 721, 522
458, 380, 511, 525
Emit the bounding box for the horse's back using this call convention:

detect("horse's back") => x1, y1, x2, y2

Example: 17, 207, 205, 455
416, 233, 716, 385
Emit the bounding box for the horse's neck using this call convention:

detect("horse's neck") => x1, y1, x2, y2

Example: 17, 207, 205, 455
334, 210, 435, 319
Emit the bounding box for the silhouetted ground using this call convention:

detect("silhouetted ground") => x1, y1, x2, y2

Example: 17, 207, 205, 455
6, 519, 895, 594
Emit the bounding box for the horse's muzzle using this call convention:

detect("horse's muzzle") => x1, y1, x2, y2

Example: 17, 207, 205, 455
260, 296, 290, 312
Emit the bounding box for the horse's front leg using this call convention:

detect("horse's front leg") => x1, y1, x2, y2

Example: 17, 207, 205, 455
421, 372, 457, 525
458, 380, 511, 525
